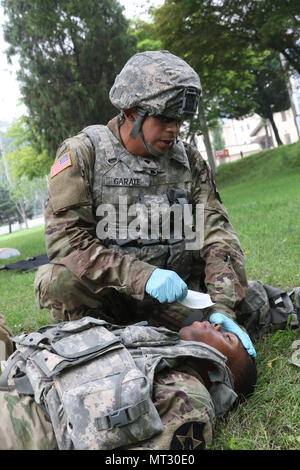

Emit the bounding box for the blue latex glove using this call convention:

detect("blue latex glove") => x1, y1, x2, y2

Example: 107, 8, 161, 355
145, 268, 188, 304
209, 313, 256, 358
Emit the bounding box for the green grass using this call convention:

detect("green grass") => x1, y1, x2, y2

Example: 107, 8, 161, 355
210, 327, 300, 450
218, 171, 300, 289
209, 142, 300, 450
0, 225, 49, 333
0, 142, 300, 450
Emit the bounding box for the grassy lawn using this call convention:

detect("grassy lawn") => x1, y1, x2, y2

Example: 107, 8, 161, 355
0, 142, 299, 450
0, 225, 49, 333
211, 142, 300, 450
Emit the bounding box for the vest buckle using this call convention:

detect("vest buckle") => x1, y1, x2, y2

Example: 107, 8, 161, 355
105, 406, 133, 430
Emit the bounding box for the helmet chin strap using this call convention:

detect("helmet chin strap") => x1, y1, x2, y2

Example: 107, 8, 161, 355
129, 108, 146, 139
139, 131, 166, 158
129, 109, 166, 158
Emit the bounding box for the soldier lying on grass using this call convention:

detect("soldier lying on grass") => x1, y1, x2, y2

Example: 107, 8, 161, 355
0, 316, 256, 450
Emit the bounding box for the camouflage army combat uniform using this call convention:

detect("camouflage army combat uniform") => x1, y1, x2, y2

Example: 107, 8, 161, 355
34, 50, 247, 329
0, 369, 213, 450
1, 283, 298, 450
34, 119, 247, 329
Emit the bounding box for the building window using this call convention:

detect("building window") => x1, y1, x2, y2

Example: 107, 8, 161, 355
284, 133, 291, 144
281, 111, 287, 121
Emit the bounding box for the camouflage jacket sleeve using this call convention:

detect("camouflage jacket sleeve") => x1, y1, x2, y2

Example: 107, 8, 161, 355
185, 143, 248, 320
44, 133, 156, 301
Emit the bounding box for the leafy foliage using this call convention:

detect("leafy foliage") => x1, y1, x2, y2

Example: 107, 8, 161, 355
211, 121, 226, 151
208, 0, 300, 74
4, 117, 52, 179
2, 0, 137, 159
148, 0, 294, 146
1, 120, 48, 227
218, 52, 291, 145
130, 18, 162, 52
151, 0, 265, 121
0, 185, 19, 227
153, 0, 300, 74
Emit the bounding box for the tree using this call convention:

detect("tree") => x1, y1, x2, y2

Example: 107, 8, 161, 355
205, 0, 300, 74
149, 0, 264, 171
0, 185, 19, 232
8, 177, 40, 229
130, 19, 163, 52
150, 0, 299, 108
251, 54, 291, 146
0, 124, 48, 229
149, 0, 297, 159
0, 170, 47, 230
218, 53, 291, 146
154, 0, 300, 74
4, 117, 52, 179
2, 0, 137, 158
151, 0, 261, 121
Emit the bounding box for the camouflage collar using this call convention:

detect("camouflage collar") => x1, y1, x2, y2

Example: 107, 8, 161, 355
107, 115, 123, 143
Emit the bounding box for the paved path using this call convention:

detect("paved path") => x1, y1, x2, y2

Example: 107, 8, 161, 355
0, 216, 44, 236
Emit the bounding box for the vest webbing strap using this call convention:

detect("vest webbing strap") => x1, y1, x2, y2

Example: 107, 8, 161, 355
0, 355, 20, 391
95, 399, 149, 431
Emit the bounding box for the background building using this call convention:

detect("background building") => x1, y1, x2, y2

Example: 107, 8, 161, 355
196, 72, 300, 167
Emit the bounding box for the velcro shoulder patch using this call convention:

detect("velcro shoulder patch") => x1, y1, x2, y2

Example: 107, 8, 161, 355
50, 153, 72, 178
49, 148, 89, 213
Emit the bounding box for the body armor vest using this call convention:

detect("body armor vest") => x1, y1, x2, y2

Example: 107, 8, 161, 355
0, 317, 237, 450
81, 125, 195, 280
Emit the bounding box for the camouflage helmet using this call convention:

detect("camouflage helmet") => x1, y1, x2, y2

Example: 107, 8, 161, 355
109, 51, 201, 156
109, 50, 201, 121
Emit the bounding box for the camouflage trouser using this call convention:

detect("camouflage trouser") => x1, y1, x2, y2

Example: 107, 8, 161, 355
0, 315, 14, 362
0, 317, 54, 450
0, 369, 214, 450
34, 263, 206, 330
0, 387, 57, 450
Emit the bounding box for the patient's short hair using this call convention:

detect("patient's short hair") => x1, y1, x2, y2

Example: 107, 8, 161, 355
233, 344, 257, 399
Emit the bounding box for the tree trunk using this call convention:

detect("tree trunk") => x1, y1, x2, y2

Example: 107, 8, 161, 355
15, 199, 29, 229
280, 49, 300, 76
264, 122, 272, 148
198, 105, 217, 174
268, 114, 283, 146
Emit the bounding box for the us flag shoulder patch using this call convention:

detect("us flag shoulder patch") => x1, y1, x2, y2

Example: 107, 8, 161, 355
50, 153, 72, 178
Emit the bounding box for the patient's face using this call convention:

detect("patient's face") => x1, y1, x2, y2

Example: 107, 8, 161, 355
179, 321, 241, 366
